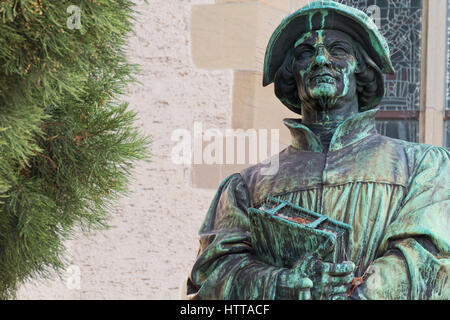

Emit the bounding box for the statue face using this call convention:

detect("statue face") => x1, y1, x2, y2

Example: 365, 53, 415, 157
292, 29, 359, 112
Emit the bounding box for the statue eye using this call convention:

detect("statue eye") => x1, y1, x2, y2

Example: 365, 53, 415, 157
294, 45, 314, 60
329, 46, 350, 57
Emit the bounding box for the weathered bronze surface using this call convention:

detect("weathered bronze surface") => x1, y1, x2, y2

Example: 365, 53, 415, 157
187, 0, 449, 300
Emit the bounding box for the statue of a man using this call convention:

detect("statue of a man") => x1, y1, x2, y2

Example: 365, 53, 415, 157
186, 1, 450, 300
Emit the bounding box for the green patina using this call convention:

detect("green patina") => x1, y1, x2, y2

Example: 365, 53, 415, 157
295, 29, 357, 106
316, 29, 325, 45
321, 10, 328, 29
263, 0, 394, 96
336, 58, 357, 99
187, 109, 450, 300
187, 0, 450, 301
294, 33, 312, 48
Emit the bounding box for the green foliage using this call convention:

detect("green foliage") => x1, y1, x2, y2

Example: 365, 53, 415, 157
0, 0, 150, 298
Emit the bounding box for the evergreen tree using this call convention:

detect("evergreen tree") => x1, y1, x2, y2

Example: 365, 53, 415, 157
0, 0, 150, 298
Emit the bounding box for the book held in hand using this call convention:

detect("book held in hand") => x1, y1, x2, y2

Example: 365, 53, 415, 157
248, 196, 352, 268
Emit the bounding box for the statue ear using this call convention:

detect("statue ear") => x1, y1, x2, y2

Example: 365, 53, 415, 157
354, 42, 382, 76
353, 44, 366, 75
352, 42, 386, 111
355, 62, 362, 74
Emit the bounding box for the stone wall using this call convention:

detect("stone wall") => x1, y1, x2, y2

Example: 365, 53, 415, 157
16, 0, 448, 300
18, 0, 233, 299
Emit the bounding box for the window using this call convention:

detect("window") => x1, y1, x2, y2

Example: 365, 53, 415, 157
342, 0, 422, 142
445, 121, 450, 148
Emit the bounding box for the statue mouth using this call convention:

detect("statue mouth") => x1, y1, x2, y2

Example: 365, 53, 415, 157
310, 70, 336, 85
314, 75, 335, 84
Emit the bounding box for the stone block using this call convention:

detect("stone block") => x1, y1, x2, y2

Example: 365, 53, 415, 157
232, 71, 298, 147
422, 0, 447, 146
423, 108, 445, 147
289, 0, 309, 12
260, 0, 290, 12
191, 2, 288, 71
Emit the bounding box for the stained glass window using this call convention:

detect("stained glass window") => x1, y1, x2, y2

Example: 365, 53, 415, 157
445, 121, 450, 149
341, 0, 422, 142
376, 120, 419, 143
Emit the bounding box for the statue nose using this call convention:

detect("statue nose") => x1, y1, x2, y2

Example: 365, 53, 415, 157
314, 46, 330, 66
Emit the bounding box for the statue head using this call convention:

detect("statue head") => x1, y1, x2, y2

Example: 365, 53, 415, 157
263, 0, 395, 116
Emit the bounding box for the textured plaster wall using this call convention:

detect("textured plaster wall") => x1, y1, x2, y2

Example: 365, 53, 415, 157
17, 0, 232, 299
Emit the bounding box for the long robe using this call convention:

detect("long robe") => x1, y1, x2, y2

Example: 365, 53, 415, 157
186, 109, 450, 300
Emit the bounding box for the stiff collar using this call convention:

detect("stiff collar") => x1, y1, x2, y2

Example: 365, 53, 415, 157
283, 108, 379, 152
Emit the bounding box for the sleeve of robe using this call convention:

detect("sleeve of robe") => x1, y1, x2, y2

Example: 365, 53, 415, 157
186, 173, 312, 300
351, 146, 450, 300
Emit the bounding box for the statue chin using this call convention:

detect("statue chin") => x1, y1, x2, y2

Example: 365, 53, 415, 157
305, 84, 339, 111
310, 83, 337, 98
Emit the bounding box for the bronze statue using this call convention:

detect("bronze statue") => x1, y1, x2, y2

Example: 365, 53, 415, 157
186, 1, 449, 300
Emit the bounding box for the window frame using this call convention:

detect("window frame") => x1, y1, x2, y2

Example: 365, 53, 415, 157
419, 0, 448, 146
341, 0, 424, 142
345, 0, 449, 146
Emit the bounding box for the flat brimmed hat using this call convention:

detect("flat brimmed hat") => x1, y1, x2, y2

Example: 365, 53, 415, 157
263, 0, 395, 112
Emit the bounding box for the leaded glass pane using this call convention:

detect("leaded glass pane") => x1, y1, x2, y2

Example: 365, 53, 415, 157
376, 120, 419, 142
340, 0, 421, 142
341, 0, 422, 111
445, 121, 450, 149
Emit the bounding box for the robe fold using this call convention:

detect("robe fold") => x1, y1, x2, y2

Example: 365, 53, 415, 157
187, 109, 450, 300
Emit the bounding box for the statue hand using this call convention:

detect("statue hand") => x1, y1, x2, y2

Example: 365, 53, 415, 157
292, 255, 356, 300
275, 268, 314, 300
